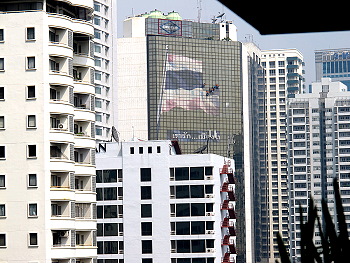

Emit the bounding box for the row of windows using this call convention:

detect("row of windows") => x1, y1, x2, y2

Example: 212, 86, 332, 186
0, 143, 37, 159
0, 27, 35, 42
0, 233, 38, 248
0, 174, 37, 188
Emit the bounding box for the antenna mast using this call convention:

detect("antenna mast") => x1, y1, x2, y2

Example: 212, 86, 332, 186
197, 0, 202, 22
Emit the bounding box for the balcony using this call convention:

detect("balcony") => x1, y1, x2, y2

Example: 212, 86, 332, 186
51, 201, 70, 218
74, 148, 91, 165
75, 203, 92, 219
52, 230, 71, 248
51, 172, 71, 190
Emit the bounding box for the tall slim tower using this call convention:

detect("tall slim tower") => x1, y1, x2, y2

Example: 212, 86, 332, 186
93, 0, 117, 141
0, 1, 108, 261
261, 49, 305, 262
288, 78, 350, 262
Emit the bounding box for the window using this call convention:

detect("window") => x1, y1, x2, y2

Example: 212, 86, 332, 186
0, 29, 3, 41
28, 174, 37, 187
0, 58, 4, 70
29, 233, 38, 246
0, 87, 3, 100
141, 222, 152, 236
27, 86, 36, 99
27, 145, 37, 158
141, 186, 152, 200
26, 27, 35, 40
28, 203, 38, 217
0, 234, 6, 247
142, 240, 152, 254
140, 168, 151, 182
141, 204, 152, 218
0, 175, 4, 188
0, 116, 4, 129
27, 57, 36, 69
0, 146, 5, 159
27, 115, 36, 128
0, 204, 5, 217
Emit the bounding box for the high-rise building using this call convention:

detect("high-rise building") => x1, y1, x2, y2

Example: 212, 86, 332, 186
261, 49, 305, 262
315, 48, 350, 89
93, 0, 117, 141
96, 140, 236, 263
287, 78, 350, 262
116, 11, 267, 263
0, 0, 116, 261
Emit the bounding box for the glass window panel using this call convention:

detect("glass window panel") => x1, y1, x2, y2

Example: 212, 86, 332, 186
190, 167, 204, 180
190, 185, 204, 198
175, 185, 189, 198
191, 203, 205, 216
191, 221, 205, 234
176, 222, 190, 235
176, 203, 190, 217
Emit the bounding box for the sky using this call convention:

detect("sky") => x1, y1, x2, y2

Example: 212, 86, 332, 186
117, 0, 350, 87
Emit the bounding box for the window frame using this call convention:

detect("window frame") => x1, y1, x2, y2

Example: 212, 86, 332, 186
0, 29, 4, 42
27, 85, 36, 99
0, 204, 5, 217
28, 233, 38, 246
0, 234, 6, 247
28, 174, 38, 188
0, 87, 4, 100
26, 27, 35, 41
0, 116, 4, 129
27, 145, 37, 159
0, 146, 5, 159
27, 115, 37, 128
28, 203, 38, 217
26, 56, 36, 70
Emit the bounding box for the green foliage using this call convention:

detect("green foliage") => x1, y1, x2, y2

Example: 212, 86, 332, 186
276, 178, 350, 263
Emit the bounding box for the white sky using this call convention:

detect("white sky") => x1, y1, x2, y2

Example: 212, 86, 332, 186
117, 0, 350, 87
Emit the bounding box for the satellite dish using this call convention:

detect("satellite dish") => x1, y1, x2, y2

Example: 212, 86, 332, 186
193, 145, 207, 154
217, 12, 225, 18
111, 126, 119, 142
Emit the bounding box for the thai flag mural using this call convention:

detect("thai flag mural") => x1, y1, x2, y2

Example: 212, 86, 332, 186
160, 54, 220, 115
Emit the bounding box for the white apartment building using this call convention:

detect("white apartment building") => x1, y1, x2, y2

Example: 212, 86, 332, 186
288, 78, 350, 262
261, 49, 305, 262
96, 140, 237, 263
0, 1, 104, 262
93, 0, 117, 141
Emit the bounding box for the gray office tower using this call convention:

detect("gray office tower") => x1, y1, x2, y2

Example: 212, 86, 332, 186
315, 48, 350, 89
116, 11, 267, 263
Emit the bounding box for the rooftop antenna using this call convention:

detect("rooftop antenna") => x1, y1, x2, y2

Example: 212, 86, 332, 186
197, 0, 202, 23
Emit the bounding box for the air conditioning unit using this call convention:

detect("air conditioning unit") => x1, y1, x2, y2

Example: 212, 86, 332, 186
58, 230, 69, 237
206, 212, 215, 216
206, 248, 215, 253
206, 230, 215, 234
58, 123, 64, 129
205, 176, 213, 180
205, 194, 214, 198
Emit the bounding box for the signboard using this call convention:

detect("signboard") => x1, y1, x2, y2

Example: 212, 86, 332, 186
158, 19, 182, 36
168, 129, 221, 142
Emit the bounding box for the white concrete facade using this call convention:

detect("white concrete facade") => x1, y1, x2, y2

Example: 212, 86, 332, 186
288, 78, 350, 262
0, 1, 100, 262
261, 49, 304, 262
93, 0, 117, 142
96, 141, 236, 263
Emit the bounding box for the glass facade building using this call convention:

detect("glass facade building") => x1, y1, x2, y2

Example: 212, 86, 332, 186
315, 48, 350, 89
